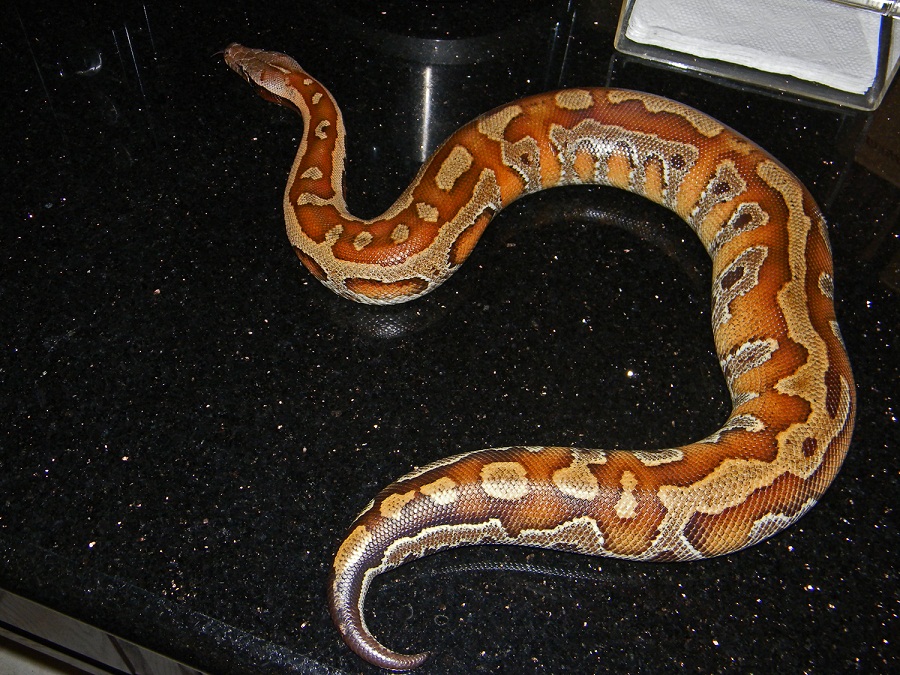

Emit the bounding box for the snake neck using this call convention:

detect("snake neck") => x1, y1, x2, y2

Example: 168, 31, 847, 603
223, 44, 351, 216
268, 79, 348, 225
282, 79, 350, 218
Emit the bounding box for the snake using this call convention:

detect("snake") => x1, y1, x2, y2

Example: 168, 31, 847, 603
223, 44, 856, 671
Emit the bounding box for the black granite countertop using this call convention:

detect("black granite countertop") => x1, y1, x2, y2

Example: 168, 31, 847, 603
2, 1, 897, 673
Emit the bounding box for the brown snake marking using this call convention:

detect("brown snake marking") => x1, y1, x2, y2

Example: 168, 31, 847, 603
223, 44, 856, 671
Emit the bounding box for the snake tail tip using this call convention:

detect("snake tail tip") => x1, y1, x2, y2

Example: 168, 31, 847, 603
342, 633, 428, 671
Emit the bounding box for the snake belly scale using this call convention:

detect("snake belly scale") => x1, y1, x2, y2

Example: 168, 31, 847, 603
223, 44, 855, 671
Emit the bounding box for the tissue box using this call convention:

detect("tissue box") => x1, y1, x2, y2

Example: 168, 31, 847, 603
614, 0, 900, 110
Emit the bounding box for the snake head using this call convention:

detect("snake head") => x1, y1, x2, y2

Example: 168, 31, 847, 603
223, 43, 309, 113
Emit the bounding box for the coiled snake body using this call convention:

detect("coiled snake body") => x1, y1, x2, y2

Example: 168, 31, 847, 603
224, 44, 855, 671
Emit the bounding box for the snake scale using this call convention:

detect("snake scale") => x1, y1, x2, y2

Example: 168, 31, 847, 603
223, 44, 855, 671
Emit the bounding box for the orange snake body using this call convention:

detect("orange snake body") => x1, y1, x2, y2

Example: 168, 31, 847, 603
224, 44, 855, 671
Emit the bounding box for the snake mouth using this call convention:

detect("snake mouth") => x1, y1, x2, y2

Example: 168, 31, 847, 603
233, 65, 251, 84
223, 43, 269, 83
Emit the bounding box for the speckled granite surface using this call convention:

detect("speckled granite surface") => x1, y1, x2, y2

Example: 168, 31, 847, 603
2, 1, 897, 673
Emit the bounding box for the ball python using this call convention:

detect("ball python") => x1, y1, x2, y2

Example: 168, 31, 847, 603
223, 44, 856, 671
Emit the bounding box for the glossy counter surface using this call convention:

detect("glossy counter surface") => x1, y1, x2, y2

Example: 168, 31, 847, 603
2, 1, 897, 673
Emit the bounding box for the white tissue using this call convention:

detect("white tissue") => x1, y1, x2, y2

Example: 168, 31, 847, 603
625, 0, 883, 94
